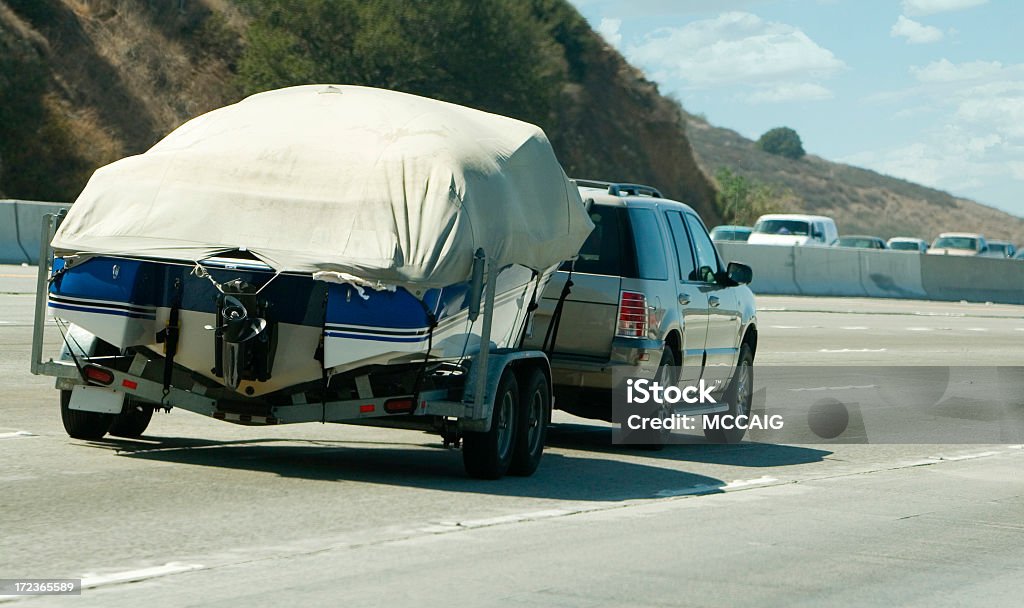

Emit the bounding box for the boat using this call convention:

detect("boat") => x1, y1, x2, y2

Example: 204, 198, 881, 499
43, 85, 592, 404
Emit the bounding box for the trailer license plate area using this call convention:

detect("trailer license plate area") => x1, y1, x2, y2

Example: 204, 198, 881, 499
69, 385, 124, 414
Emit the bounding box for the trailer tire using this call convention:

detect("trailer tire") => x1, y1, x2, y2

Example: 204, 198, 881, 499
463, 369, 519, 480
60, 390, 113, 440
108, 398, 154, 438
509, 367, 549, 477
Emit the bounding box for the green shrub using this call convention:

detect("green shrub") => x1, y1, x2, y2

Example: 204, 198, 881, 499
756, 126, 805, 160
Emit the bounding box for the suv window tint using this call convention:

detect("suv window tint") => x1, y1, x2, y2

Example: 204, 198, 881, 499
684, 213, 720, 283
627, 208, 668, 280
664, 211, 697, 281
563, 205, 638, 277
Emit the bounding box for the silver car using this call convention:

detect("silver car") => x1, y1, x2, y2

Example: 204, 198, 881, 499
523, 180, 758, 442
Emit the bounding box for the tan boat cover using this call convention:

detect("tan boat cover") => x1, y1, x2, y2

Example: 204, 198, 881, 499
53, 85, 592, 288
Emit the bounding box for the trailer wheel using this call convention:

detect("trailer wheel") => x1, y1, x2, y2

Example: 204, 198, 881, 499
108, 398, 154, 438
463, 369, 519, 479
509, 367, 549, 477
60, 390, 113, 440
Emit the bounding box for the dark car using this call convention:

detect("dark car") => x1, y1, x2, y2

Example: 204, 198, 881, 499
834, 235, 887, 249
710, 225, 753, 242
987, 240, 1017, 258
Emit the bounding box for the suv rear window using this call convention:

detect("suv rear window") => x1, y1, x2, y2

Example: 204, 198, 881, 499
563, 205, 637, 277
627, 208, 668, 280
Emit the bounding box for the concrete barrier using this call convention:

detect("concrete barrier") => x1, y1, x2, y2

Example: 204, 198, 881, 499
716, 242, 799, 294
12, 201, 71, 264
920, 254, 1024, 305
858, 249, 927, 299
0, 203, 28, 264
717, 242, 1024, 305
1, 200, 71, 265
793, 246, 866, 297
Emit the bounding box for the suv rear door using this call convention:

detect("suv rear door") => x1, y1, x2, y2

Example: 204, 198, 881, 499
663, 210, 709, 385
523, 204, 630, 359
683, 212, 740, 389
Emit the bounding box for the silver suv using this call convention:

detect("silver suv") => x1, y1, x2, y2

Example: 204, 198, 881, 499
523, 180, 758, 442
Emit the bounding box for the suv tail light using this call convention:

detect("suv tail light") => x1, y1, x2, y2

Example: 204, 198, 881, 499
616, 291, 649, 338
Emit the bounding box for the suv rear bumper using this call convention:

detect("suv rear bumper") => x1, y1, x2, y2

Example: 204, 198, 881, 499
549, 338, 664, 390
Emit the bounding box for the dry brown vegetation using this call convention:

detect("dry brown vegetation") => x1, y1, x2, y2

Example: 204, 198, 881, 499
0, 0, 720, 224
686, 113, 1024, 243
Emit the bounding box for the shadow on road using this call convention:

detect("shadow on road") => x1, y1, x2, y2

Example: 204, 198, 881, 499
88, 434, 735, 502
547, 422, 832, 467
77, 420, 830, 501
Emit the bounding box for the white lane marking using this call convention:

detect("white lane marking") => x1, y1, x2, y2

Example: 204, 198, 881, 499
0, 321, 13, 325
769, 325, 803, 329
818, 348, 887, 353
932, 451, 1000, 462
965, 328, 988, 332
0, 431, 35, 439
788, 385, 876, 392
656, 476, 779, 497
840, 326, 868, 330
1015, 328, 1024, 332
906, 327, 933, 331
81, 563, 204, 589
438, 509, 583, 530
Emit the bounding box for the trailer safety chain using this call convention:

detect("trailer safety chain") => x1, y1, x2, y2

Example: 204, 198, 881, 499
516, 270, 541, 348
542, 264, 574, 355
54, 318, 88, 382
410, 310, 439, 416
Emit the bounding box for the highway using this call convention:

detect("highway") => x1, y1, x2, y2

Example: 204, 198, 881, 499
1, 264, 1022, 606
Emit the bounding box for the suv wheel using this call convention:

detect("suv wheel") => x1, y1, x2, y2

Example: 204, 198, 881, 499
703, 343, 754, 444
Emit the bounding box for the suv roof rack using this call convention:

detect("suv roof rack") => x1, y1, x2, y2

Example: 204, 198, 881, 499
573, 179, 663, 199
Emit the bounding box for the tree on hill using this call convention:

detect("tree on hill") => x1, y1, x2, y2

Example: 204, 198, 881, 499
235, 0, 564, 129
715, 167, 790, 225
757, 126, 805, 160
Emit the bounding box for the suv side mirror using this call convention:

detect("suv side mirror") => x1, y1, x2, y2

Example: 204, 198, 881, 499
725, 262, 752, 286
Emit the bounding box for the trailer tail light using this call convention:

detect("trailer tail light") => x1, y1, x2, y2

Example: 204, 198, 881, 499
384, 398, 415, 414
616, 291, 649, 338
83, 365, 115, 386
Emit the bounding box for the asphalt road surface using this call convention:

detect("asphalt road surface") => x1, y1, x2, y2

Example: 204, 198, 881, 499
1, 265, 1022, 606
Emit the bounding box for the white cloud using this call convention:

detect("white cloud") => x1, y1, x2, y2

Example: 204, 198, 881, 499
901, 0, 987, 17
890, 15, 944, 44
747, 82, 833, 104
911, 58, 1003, 82
955, 85, 1024, 139
597, 17, 623, 48
847, 60, 1024, 205
627, 11, 844, 91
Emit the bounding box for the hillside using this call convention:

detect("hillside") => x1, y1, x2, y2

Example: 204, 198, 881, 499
0, 0, 718, 222
684, 114, 1024, 242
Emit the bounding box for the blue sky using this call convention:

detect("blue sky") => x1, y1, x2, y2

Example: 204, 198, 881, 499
569, 0, 1024, 217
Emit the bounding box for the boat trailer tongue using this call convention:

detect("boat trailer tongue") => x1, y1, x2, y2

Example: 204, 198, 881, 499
207, 278, 278, 391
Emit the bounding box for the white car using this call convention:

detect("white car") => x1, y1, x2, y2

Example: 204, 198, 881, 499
747, 214, 838, 247
927, 232, 991, 256
887, 237, 929, 253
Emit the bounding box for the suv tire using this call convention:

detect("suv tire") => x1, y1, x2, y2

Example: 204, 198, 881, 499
703, 343, 754, 444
